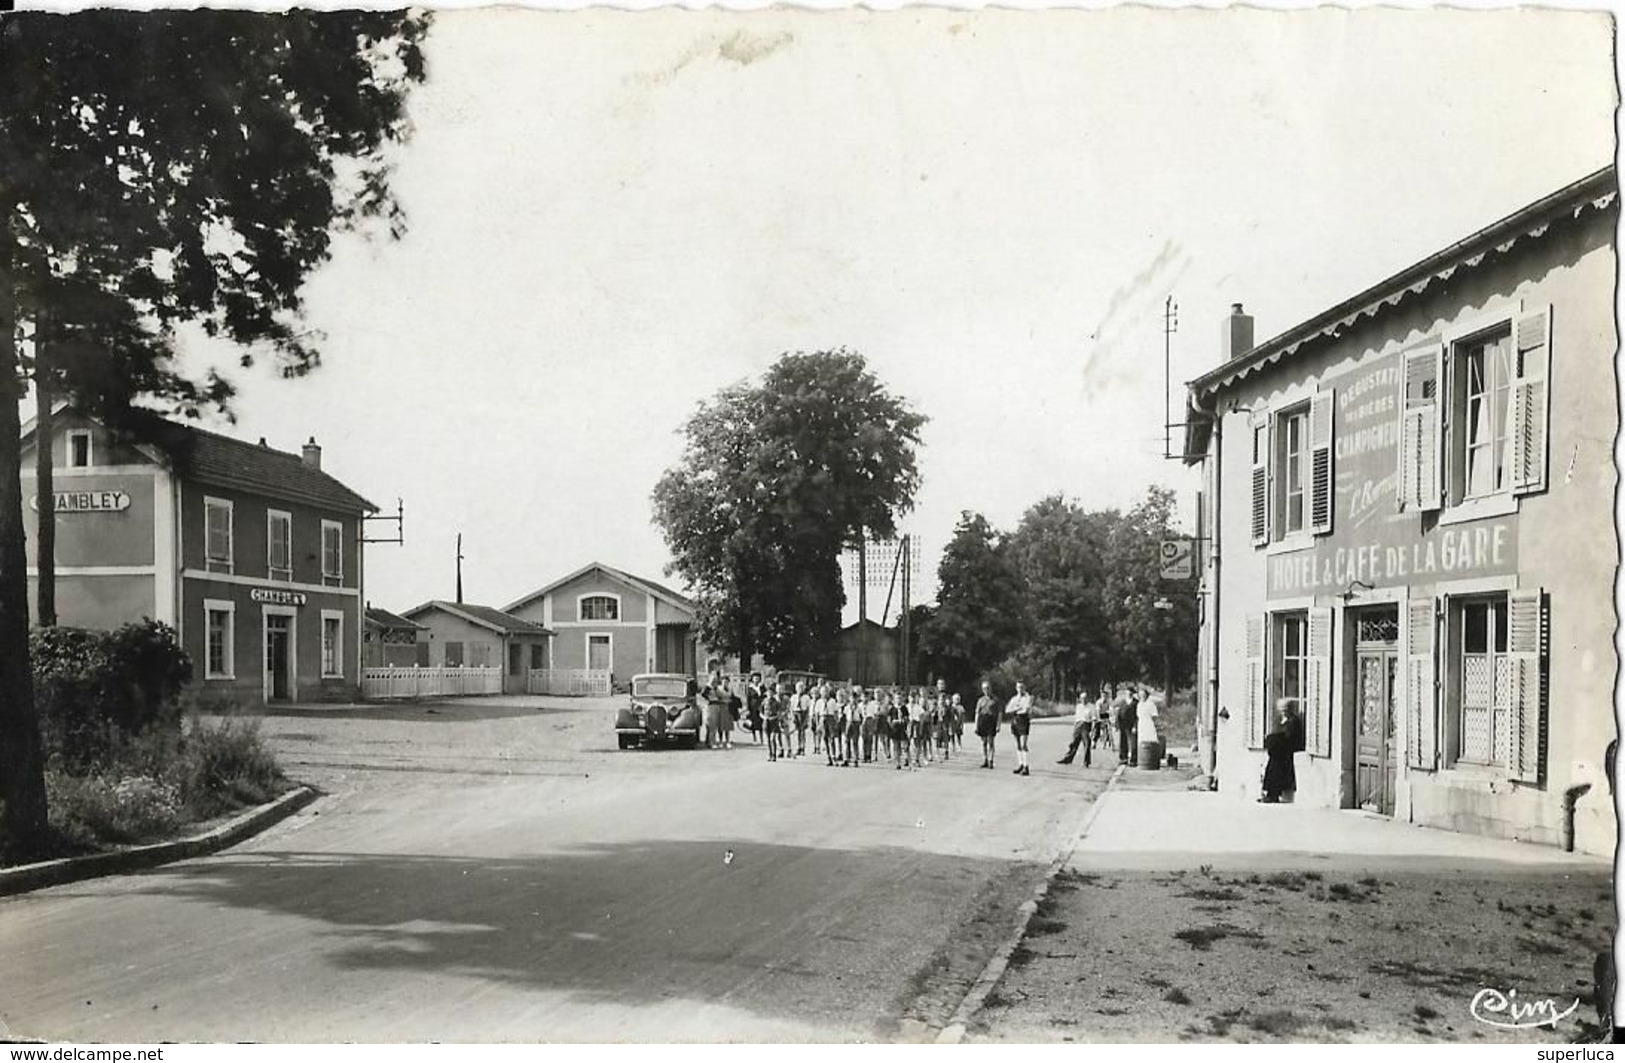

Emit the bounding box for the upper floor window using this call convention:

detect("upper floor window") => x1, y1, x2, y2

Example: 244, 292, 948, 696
321, 520, 343, 586
1250, 392, 1333, 548
580, 595, 619, 621
1399, 305, 1551, 516
1455, 328, 1515, 502
267, 510, 293, 582
1279, 406, 1309, 536
204, 497, 234, 573
67, 430, 92, 469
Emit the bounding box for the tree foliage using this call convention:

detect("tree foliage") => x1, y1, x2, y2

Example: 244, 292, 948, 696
915, 487, 1199, 701
0, 9, 430, 859
653, 350, 925, 669
915, 511, 1024, 696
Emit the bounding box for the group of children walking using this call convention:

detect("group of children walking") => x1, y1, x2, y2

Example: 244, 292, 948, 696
703, 674, 1039, 776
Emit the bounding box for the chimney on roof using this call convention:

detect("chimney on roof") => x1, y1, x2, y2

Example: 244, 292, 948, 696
258, 437, 268, 447
302, 437, 322, 470
1221, 303, 1255, 362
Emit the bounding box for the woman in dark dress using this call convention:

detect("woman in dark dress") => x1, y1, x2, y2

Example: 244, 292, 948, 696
1261, 699, 1305, 803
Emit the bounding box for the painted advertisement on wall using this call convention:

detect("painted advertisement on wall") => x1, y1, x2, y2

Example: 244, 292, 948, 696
1265, 349, 1518, 599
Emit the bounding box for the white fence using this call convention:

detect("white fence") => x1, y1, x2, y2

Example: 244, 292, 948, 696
362, 666, 503, 700
527, 668, 612, 697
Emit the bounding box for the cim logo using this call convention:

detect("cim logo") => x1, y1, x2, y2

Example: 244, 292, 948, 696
28, 490, 131, 514
1470, 987, 1580, 1030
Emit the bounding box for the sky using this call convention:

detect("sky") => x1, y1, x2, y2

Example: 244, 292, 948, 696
32, 6, 1619, 620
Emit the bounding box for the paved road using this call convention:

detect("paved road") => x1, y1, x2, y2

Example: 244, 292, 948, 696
0, 697, 1112, 1042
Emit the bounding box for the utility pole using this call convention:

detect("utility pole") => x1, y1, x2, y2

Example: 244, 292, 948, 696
900, 535, 911, 691
455, 533, 464, 604
1163, 294, 1180, 460
856, 530, 867, 686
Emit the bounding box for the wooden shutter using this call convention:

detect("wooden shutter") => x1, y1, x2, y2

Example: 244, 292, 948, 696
1406, 596, 1438, 770
1306, 606, 1333, 757
1309, 390, 1335, 535
1398, 343, 1444, 512
1511, 306, 1552, 497
1245, 613, 1266, 749
1250, 419, 1270, 547
1507, 588, 1547, 783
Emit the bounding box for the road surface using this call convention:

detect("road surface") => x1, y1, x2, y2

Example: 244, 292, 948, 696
0, 696, 1112, 1042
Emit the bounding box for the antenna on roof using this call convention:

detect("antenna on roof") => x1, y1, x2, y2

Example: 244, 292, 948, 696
456, 532, 465, 604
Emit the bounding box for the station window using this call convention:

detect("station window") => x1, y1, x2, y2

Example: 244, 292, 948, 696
204, 497, 234, 573
321, 521, 343, 586
267, 511, 293, 582
321, 611, 344, 678
67, 430, 92, 469
580, 595, 619, 621
205, 601, 234, 680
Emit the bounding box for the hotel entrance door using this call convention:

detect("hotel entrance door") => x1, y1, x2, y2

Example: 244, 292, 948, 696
1354, 609, 1399, 816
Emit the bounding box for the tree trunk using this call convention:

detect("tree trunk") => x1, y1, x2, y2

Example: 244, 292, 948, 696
0, 221, 51, 861
34, 324, 54, 628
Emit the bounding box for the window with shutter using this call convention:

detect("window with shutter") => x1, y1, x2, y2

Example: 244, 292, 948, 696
1398, 344, 1444, 512
1306, 607, 1333, 757
1250, 420, 1270, 547
1309, 391, 1334, 535
267, 510, 292, 582
1245, 613, 1266, 749
1406, 597, 1438, 770
1511, 306, 1552, 497
1507, 588, 1547, 783
204, 498, 234, 573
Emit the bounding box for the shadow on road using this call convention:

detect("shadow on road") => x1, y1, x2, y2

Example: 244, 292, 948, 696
82, 838, 1040, 1039
247, 697, 611, 724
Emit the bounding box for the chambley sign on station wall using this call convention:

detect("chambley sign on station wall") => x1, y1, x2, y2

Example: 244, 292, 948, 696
1265, 349, 1519, 599
28, 490, 131, 514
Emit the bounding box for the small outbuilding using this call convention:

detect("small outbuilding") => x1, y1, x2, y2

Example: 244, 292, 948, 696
402, 600, 554, 694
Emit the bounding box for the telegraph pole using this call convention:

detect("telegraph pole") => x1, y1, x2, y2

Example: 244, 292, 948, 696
900, 535, 911, 691
455, 533, 465, 604
1163, 295, 1180, 459
857, 530, 867, 685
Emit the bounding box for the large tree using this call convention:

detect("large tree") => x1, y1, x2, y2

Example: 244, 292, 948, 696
916, 511, 1025, 695
0, 9, 429, 859
653, 349, 925, 669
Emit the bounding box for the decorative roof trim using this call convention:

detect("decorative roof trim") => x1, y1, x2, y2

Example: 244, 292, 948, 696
1188, 167, 1617, 398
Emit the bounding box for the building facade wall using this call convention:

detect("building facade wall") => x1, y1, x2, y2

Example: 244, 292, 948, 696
410, 610, 503, 669
1202, 206, 1616, 854
17, 415, 368, 705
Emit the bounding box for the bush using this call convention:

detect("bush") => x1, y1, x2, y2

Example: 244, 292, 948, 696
180, 717, 286, 818
46, 771, 183, 850
32, 620, 192, 770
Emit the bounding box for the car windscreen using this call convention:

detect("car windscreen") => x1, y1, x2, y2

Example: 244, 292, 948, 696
633, 678, 690, 698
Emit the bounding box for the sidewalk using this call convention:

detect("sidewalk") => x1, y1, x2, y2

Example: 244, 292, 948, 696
969, 772, 1613, 1043
1075, 782, 1608, 872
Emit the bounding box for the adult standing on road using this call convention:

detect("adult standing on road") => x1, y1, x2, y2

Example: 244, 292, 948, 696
718, 677, 738, 749
1136, 685, 1161, 751
1007, 681, 1034, 776
745, 673, 765, 745
975, 680, 1000, 769
703, 673, 727, 749
1113, 684, 1136, 766
1057, 688, 1099, 767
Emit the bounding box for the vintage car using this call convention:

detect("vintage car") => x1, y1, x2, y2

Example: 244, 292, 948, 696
615, 673, 702, 749
774, 669, 828, 692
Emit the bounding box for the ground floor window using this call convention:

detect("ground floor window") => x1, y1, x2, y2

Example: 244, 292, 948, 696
444, 641, 464, 667
588, 633, 612, 671
468, 642, 492, 668
1273, 612, 1308, 704
530, 643, 547, 670
1450, 595, 1512, 768
321, 610, 344, 678
205, 600, 234, 679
